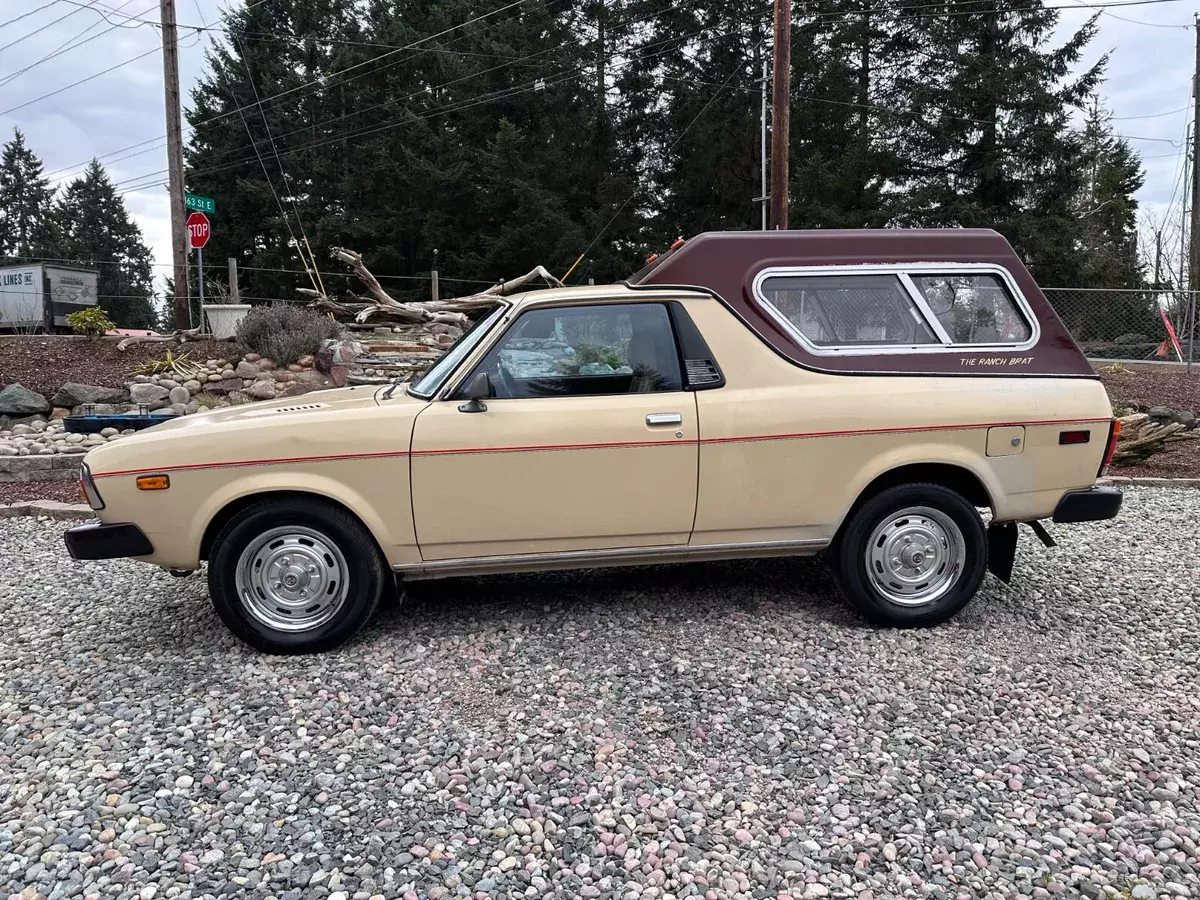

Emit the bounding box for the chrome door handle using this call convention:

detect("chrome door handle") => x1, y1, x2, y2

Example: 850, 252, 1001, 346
646, 413, 682, 426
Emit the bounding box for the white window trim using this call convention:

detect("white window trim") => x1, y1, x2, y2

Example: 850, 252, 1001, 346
750, 262, 1041, 357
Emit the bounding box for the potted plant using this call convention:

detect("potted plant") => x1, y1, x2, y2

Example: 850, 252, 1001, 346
202, 281, 251, 340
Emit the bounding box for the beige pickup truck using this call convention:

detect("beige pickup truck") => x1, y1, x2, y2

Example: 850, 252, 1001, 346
66, 230, 1121, 653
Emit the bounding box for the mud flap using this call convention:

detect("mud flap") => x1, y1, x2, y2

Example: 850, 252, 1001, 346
986, 521, 1017, 584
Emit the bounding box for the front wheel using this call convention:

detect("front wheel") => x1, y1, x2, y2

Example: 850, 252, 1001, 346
208, 497, 386, 653
831, 483, 987, 627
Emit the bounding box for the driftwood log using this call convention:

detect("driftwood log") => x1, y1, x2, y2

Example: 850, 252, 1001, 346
116, 326, 217, 351
301, 248, 563, 325
1111, 412, 1197, 466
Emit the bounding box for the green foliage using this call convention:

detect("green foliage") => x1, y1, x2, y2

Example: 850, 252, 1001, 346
0, 128, 57, 262
53, 160, 159, 331
573, 343, 624, 369
235, 304, 342, 366
66, 306, 115, 338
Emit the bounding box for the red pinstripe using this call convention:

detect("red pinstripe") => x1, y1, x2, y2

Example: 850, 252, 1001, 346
88, 416, 1112, 479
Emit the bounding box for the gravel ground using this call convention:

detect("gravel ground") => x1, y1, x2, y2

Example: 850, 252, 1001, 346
0, 481, 82, 505
2, 487, 1198, 900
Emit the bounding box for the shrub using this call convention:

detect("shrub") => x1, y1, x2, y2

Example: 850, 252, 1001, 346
235, 305, 342, 366
67, 307, 115, 338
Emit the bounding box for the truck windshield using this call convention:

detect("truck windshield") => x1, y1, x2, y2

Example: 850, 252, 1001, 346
406, 304, 508, 398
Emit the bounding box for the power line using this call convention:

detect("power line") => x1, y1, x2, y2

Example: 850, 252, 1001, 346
38, 0, 549, 181
40, 0, 1190, 181
0, 45, 160, 117
0, 0, 98, 54
0, 0, 153, 88
0, 0, 63, 30
110, 16, 731, 192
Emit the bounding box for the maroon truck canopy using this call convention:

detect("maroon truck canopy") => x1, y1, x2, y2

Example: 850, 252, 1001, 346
626, 229, 1094, 378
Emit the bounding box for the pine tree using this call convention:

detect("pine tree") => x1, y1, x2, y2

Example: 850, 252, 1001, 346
54, 160, 158, 330
891, 1, 1103, 285
0, 128, 57, 262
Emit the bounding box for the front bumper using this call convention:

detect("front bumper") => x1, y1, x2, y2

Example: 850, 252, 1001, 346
1052, 486, 1123, 523
64, 522, 155, 560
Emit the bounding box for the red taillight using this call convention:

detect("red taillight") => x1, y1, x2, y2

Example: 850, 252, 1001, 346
1099, 418, 1121, 475
1059, 430, 1091, 445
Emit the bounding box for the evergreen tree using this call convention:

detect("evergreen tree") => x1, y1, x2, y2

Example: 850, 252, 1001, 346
1074, 97, 1144, 288
0, 128, 57, 262
890, 1, 1103, 285
54, 160, 158, 330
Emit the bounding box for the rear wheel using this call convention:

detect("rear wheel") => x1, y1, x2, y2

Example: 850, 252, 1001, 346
208, 497, 386, 653
832, 483, 987, 627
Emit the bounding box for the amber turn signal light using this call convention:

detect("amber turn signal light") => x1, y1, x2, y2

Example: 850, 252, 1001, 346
136, 474, 170, 491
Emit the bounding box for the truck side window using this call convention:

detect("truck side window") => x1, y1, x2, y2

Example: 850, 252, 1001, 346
910, 274, 1033, 344
465, 303, 683, 399
758, 274, 939, 347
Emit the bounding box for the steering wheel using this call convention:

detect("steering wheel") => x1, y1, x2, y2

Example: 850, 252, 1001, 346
496, 363, 518, 399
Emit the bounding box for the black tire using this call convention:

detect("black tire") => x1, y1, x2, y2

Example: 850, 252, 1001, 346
208, 497, 386, 653
831, 482, 987, 627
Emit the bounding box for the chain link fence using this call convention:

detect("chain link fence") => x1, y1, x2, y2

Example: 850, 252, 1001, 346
1043, 288, 1199, 365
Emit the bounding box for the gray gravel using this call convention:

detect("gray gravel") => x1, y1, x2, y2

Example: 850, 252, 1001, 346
2, 486, 1199, 900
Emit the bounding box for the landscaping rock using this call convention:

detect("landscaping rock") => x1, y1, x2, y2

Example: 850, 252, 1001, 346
206, 378, 243, 395
168, 386, 190, 405
50, 383, 128, 408
314, 348, 334, 373
235, 360, 259, 379
183, 379, 202, 394
128, 383, 170, 406
245, 380, 277, 401
0, 384, 50, 416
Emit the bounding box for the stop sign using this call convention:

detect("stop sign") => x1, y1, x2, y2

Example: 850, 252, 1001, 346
186, 211, 211, 249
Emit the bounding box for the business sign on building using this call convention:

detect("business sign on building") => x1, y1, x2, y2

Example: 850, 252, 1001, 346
0, 264, 100, 331
0, 266, 45, 330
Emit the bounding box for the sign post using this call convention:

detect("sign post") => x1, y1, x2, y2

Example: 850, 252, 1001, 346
186, 211, 211, 320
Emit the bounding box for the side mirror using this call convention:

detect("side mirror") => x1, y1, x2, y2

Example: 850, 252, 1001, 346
457, 371, 493, 413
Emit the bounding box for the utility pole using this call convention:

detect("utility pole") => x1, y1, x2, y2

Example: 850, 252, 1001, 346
1189, 15, 1200, 370
1154, 228, 1163, 290
1180, 124, 1190, 290
1190, 15, 1200, 294
760, 57, 768, 230
769, 0, 791, 230
160, 0, 189, 329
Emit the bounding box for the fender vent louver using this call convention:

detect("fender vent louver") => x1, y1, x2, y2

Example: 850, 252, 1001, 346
270, 403, 330, 413
685, 359, 721, 386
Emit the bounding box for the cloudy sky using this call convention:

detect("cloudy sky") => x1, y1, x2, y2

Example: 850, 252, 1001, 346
1, 0, 1197, 289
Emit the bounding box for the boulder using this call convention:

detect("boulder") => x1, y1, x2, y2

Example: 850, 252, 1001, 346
297, 355, 315, 367
168, 403, 189, 416
183, 380, 202, 394
330, 365, 349, 388
314, 348, 334, 373
129, 383, 171, 406
322, 338, 365, 365
235, 360, 259, 379
257, 358, 276, 371
245, 380, 277, 401
50, 407, 71, 420
51, 383, 128, 408
205, 378, 243, 395
168, 386, 190, 405
278, 382, 313, 397
244, 353, 261, 363
0, 384, 50, 416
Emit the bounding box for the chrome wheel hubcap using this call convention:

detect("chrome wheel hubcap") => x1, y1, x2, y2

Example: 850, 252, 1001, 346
866, 506, 965, 607
235, 526, 349, 632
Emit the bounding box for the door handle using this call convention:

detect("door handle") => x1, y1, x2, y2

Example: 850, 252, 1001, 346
646, 413, 682, 426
